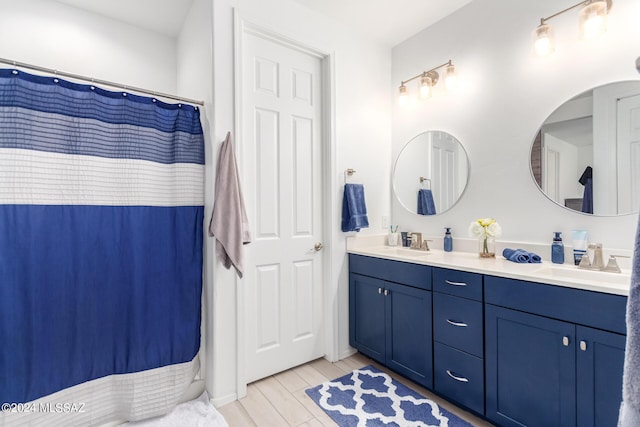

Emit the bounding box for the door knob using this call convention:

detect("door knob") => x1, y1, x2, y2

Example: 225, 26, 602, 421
314, 242, 324, 251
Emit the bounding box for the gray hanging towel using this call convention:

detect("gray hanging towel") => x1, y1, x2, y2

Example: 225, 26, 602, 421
208, 132, 251, 278
619, 212, 640, 425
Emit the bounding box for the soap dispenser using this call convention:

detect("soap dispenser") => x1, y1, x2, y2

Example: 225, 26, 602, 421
444, 227, 453, 252
552, 232, 564, 264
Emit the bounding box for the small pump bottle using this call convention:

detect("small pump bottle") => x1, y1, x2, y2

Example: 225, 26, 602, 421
552, 232, 564, 264
444, 227, 453, 252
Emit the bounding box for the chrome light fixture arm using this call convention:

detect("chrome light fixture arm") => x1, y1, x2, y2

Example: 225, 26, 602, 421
399, 60, 452, 88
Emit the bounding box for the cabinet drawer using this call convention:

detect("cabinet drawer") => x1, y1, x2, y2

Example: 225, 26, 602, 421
485, 275, 627, 334
349, 254, 431, 290
433, 268, 482, 301
434, 342, 484, 415
433, 293, 483, 357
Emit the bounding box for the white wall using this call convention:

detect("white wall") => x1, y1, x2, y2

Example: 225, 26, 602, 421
209, 0, 392, 405
0, 0, 177, 93
392, 0, 640, 251
176, 0, 214, 397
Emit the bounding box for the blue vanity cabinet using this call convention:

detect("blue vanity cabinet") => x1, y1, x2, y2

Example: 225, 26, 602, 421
349, 273, 386, 363
485, 304, 577, 426
349, 254, 433, 388
576, 326, 626, 427
432, 268, 485, 415
485, 276, 627, 427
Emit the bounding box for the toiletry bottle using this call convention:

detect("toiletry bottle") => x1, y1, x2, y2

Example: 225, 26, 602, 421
444, 227, 453, 252
552, 232, 564, 264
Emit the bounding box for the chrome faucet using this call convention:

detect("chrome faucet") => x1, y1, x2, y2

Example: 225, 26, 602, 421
410, 232, 422, 249
409, 232, 431, 251
592, 243, 604, 270
578, 243, 603, 270
578, 243, 628, 272
603, 255, 631, 273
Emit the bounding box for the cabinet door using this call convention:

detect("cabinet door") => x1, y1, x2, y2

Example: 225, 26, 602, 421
349, 273, 386, 362
385, 281, 433, 388
486, 304, 576, 427
576, 326, 626, 427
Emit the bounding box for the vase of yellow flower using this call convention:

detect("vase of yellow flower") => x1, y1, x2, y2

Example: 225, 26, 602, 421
469, 218, 502, 258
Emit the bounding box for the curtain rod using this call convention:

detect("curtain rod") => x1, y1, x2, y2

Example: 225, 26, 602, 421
0, 57, 205, 106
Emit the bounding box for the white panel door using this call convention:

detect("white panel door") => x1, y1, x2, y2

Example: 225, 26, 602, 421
430, 131, 458, 212
617, 94, 640, 214
241, 29, 324, 383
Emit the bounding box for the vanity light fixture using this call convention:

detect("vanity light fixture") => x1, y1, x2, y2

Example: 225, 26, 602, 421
533, 0, 612, 57
398, 84, 408, 107
397, 60, 457, 106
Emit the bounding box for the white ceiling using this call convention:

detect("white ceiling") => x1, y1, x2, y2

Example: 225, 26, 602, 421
291, 0, 473, 46
52, 0, 194, 37
51, 0, 471, 46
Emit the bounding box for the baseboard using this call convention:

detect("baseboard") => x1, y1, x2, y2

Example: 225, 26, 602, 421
210, 392, 238, 408
338, 348, 357, 361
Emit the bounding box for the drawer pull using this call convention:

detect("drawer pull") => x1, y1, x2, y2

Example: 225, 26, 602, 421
445, 280, 468, 287
446, 319, 468, 327
446, 370, 469, 383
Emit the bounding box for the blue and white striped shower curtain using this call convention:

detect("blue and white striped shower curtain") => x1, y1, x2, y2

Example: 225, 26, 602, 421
0, 69, 204, 425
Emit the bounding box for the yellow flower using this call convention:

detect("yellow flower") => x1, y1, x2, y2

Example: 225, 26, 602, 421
469, 218, 502, 238
478, 218, 495, 227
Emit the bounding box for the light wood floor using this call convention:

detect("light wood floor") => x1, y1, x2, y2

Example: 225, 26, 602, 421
218, 353, 493, 426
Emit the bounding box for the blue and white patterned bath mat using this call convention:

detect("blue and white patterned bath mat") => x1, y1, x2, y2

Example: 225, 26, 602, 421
306, 365, 472, 427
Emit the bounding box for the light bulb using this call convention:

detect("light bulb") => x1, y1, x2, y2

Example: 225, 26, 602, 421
579, 1, 608, 40
419, 75, 432, 99
398, 84, 408, 107
533, 23, 555, 57
444, 64, 458, 91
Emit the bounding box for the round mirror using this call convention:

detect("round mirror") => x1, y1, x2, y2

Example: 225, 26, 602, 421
530, 80, 640, 216
393, 130, 469, 215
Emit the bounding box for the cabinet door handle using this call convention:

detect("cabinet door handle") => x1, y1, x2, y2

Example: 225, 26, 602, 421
378, 288, 382, 294
445, 280, 467, 287
384, 289, 389, 296
563, 336, 570, 347
446, 319, 468, 327
580, 340, 587, 351
446, 370, 469, 383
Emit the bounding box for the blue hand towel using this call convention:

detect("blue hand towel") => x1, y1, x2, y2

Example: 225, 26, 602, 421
619, 212, 640, 426
579, 166, 593, 214
581, 178, 593, 214
341, 183, 369, 232
417, 189, 436, 215
502, 248, 542, 264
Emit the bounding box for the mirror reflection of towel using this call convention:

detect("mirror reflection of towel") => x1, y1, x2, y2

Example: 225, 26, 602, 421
417, 189, 436, 215
341, 184, 369, 232
579, 166, 593, 214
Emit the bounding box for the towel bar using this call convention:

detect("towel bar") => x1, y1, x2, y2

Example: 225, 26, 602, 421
344, 168, 356, 182
419, 176, 431, 189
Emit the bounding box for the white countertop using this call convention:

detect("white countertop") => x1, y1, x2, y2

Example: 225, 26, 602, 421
347, 242, 631, 296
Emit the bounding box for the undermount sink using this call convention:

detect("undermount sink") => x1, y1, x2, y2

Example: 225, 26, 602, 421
381, 247, 431, 257
533, 266, 631, 286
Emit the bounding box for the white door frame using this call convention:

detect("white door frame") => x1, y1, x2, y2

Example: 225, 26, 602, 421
232, 10, 336, 398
